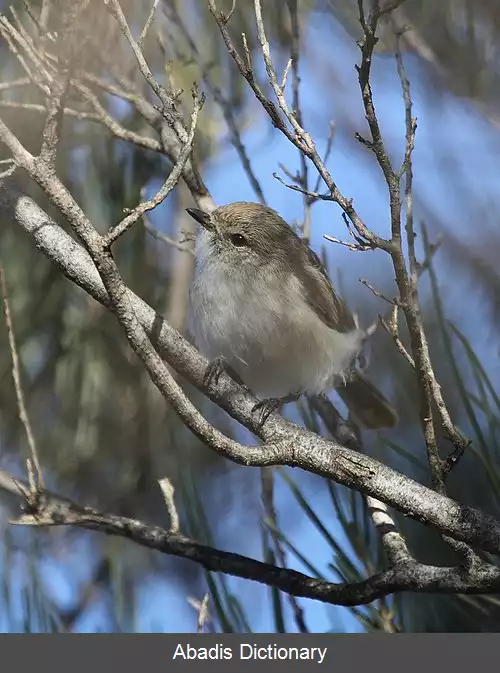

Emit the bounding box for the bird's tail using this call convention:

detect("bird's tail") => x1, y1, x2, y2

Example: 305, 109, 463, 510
336, 373, 398, 429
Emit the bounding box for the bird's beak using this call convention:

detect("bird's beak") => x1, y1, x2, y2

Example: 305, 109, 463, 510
186, 208, 214, 231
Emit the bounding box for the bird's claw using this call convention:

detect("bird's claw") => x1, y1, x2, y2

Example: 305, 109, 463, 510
252, 398, 283, 427
252, 393, 302, 427
203, 356, 250, 391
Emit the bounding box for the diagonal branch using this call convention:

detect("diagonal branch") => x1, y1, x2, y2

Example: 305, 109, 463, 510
1, 468, 499, 608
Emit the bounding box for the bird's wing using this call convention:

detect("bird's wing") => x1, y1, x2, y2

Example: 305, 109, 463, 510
295, 244, 356, 333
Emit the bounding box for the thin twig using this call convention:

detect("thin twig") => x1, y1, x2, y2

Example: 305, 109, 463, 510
188, 593, 211, 633
254, 0, 310, 145
105, 89, 203, 245
0, 158, 16, 179
158, 476, 180, 533
73, 79, 163, 153
0, 99, 101, 122
0, 14, 52, 94
0, 266, 44, 489
272, 171, 328, 201
39, 62, 71, 166
312, 121, 335, 194
0, 77, 31, 91
359, 278, 396, 304
287, 0, 311, 242
143, 216, 195, 256
392, 27, 444, 491
163, 2, 266, 204
138, 0, 161, 49
104, 0, 187, 143
323, 234, 373, 252
380, 305, 414, 367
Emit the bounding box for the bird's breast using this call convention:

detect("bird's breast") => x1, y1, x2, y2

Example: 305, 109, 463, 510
189, 256, 362, 397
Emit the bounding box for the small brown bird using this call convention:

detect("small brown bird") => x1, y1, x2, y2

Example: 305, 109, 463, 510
187, 202, 398, 429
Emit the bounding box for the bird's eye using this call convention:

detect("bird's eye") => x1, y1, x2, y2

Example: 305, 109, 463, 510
230, 233, 247, 247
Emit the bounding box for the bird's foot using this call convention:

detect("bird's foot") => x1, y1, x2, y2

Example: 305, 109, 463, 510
203, 356, 250, 391
252, 392, 302, 427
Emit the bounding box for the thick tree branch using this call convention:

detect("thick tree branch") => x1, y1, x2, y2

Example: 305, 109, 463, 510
0, 468, 499, 607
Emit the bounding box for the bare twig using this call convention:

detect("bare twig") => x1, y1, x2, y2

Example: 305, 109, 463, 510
287, 0, 311, 242
0, 157, 16, 179
253, 0, 310, 146
380, 305, 414, 367
37, 3, 92, 165
0, 14, 52, 94
359, 279, 396, 304
358, 9, 474, 562
396, 30, 470, 487
104, 0, 187, 144
0, 5, 163, 157
163, 2, 266, 204
0, 77, 31, 91
351, 4, 470, 496
0, 99, 101, 122
394, 32, 443, 489
355, 1, 401, 242
158, 476, 180, 533
143, 216, 195, 256
0, 266, 44, 489
138, 0, 161, 49
73, 80, 164, 153
279, 58, 293, 93
323, 234, 373, 252
105, 89, 203, 245
188, 593, 211, 633
312, 122, 335, 194
0, 88, 163, 154
272, 171, 327, 201
39, 62, 71, 166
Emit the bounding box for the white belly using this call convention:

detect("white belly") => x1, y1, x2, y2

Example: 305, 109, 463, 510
189, 250, 363, 398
